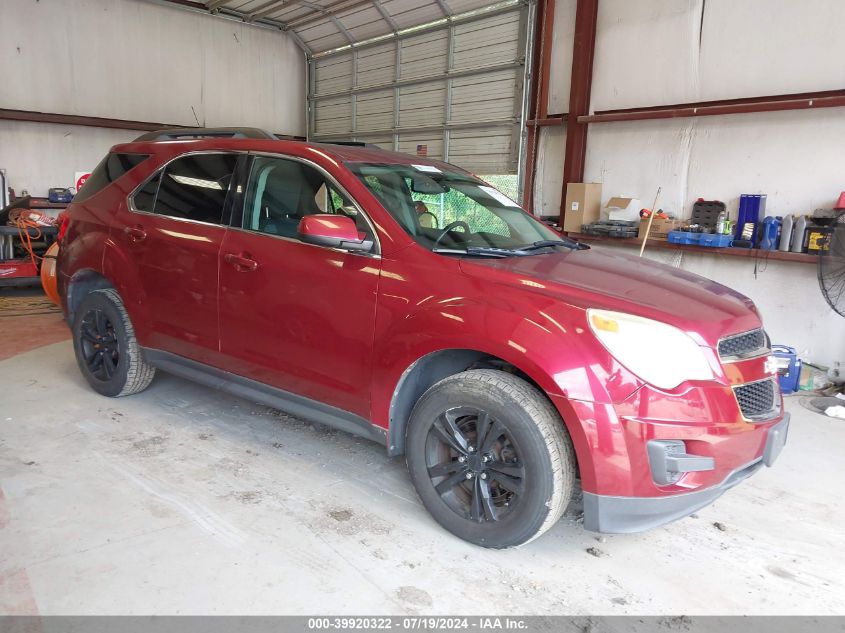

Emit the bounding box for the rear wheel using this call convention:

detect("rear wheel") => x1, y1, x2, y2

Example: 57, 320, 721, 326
405, 369, 575, 548
72, 288, 155, 397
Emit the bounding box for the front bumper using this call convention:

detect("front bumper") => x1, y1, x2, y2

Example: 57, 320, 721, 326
583, 413, 790, 533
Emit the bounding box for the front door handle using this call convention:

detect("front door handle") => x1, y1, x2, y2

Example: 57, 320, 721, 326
123, 225, 147, 242
224, 252, 259, 272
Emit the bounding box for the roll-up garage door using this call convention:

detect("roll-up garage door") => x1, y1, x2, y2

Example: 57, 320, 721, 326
309, 2, 529, 177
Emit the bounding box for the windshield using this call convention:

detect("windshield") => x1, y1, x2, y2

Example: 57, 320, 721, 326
347, 163, 565, 254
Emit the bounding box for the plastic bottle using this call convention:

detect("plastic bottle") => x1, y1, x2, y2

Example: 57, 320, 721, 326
779, 214, 794, 251
791, 215, 808, 253
760, 216, 781, 250
716, 210, 727, 235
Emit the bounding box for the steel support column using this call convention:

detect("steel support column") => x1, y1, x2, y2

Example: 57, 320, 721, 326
560, 0, 597, 220
521, 0, 555, 213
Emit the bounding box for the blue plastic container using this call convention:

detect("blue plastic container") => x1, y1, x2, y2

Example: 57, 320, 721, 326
759, 216, 781, 250
772, 345, 801, 394
699, 233, 732, 248
668, 231, 703, 245
734, 194, 767, 246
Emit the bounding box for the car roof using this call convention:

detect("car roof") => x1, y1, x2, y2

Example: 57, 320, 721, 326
111, 137, 464, 172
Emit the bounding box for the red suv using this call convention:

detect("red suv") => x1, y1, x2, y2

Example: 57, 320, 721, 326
58, 128, 789, 548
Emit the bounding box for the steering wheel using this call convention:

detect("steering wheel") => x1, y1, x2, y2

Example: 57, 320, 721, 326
432, 220, 471, 247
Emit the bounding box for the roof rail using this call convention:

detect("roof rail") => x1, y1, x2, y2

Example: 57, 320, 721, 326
133, 127, 277, 142
318, 140, 382, 148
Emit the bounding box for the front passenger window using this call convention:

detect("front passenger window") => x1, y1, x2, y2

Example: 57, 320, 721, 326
243, 157, 370, 241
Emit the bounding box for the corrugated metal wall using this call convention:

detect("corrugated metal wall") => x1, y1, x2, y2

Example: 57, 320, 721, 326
309, 5, 529, 174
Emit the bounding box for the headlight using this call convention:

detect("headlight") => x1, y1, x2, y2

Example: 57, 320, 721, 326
587, 309, 714, 389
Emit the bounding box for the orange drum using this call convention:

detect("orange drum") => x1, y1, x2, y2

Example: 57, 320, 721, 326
40, 242, 60, 305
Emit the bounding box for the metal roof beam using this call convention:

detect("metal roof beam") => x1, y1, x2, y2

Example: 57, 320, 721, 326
286, 27, 314, 55
434, 0, 453, 17
330, 15, 356, 43
250, 0, 307, 21
287, 0, 372, 28
370, 0, 399, 33
144, 0, 286, 30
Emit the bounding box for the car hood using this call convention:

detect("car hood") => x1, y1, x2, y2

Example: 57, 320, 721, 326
458, 246, 762, 345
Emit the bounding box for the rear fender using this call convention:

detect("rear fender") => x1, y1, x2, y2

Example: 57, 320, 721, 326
100, 238, 151, 344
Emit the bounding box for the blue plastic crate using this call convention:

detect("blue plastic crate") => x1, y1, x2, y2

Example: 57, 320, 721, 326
700, 233, 733, 248
668, 231, 701, 245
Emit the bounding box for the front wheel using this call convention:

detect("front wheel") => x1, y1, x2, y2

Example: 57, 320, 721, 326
405, 369, 576, 548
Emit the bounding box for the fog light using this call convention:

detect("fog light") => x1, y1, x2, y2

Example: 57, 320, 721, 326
647, 440, 715, 486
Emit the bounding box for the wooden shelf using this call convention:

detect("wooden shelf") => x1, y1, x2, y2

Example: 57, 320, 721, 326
568, 233, 818, 265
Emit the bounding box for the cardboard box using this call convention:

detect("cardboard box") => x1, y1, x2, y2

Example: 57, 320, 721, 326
562, 183, 602, 233
638, 217, 682, 240
604, 196, 642, 221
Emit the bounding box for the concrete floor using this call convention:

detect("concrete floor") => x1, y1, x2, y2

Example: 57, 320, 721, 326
1, 293, 844, 615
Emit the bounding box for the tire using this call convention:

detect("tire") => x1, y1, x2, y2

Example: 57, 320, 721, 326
405, 369, 576, 549
72, 288, 155, 397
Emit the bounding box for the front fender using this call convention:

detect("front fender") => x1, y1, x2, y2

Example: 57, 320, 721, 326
372, 297, 640, 422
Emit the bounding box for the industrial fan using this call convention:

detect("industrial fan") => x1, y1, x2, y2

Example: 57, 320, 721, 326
818, 211, 845, 318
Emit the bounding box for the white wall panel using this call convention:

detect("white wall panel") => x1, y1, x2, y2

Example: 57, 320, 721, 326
546, 0, 577, 114
591, 0, 703, 111
699, 0, 845, 101
589, 0, 845, 112
584, 108, 845, 219
0, 121, 137, 198
1, 0, 305, 133
532, 126, 566, 217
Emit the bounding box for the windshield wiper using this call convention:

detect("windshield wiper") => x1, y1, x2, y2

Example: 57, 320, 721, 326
519, 238, 588, 252
432, 246, 525, 258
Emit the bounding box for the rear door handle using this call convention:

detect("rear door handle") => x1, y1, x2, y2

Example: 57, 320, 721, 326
224, 252, 259, 272
123, 225, 147, 242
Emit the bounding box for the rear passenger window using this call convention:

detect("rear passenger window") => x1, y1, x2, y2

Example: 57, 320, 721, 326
152, 154, 237, 224
74, 153, 149, 203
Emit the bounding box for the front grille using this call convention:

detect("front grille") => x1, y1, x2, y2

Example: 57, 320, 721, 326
718, 328, 768, 360
733, 378, 779, 421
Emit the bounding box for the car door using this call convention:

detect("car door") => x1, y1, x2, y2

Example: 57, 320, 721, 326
217, 154, 381, 420
116, 152, 239, 366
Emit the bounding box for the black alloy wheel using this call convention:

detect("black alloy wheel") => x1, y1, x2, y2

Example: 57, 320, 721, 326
425, 406, 525, 524
78, 308, 120, 381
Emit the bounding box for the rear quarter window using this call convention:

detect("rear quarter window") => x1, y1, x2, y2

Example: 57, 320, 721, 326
73, 153, 149, 203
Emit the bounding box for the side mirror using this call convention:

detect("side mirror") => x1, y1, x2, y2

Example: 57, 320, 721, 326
297, 214, 373, 252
